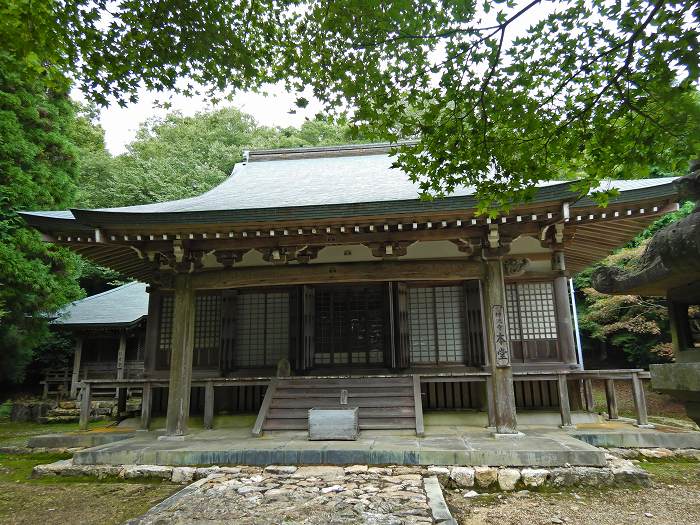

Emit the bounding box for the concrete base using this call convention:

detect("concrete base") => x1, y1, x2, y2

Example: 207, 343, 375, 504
158, 435, 186, 442
73, 425, 605, 467
573, 427, 700, 449
492, 431, 526, 439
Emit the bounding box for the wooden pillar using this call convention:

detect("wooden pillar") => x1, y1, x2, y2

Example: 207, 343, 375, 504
412, 375, 425, 437
165, 274, 196, 436
79, 382, 91, 431
484, 377, 497, 428
604, 379, 618, 420
668, 301, 690, 355
203, 381, 215, 430
552, 261, 577, 366
557, 374, 574, 428
116, 331, 127, 415
482, 258, 518, 434
70, 336, 84, 399
631, 373, 652, 427
140, 381, 152, 430
583, 379, 595, 412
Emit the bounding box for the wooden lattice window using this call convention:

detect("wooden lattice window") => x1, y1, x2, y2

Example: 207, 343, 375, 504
155, 293, 223, 369
234, 291, 289, 367
506, 281, 560, 362
193, 294, 222, 368
408, 285, 466, 364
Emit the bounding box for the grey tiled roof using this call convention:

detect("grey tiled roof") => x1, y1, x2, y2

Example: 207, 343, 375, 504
52, 282, 148, 328
21, 145, 679, 226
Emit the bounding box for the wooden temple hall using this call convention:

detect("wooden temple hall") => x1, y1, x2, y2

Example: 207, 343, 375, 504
22, 143, 680, 437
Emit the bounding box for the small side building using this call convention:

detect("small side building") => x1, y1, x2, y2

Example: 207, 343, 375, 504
48, 282, 149, 406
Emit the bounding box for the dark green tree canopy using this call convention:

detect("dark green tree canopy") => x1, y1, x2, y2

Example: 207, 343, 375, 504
4, 0, 698, 212
0, 52, 83, 382
75, 108, 366, 208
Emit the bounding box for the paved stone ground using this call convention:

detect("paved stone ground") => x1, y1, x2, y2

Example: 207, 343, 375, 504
127, 465, 435, 525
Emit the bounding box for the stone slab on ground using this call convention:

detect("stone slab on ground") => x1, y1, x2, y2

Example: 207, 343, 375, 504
572, 429, 700, 449
27, 431, 134, 449
72, 427, 606, 467
33, 455, 650, 489
125, 468, 435, 524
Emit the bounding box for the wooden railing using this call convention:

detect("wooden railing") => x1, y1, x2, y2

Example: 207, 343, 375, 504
77, 369, 652, 432
77, 377, 269, 431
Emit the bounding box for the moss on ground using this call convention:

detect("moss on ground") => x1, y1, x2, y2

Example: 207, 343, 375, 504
0, 420, 113, 448
0, 452, 179, 525
637, 458, 700, 485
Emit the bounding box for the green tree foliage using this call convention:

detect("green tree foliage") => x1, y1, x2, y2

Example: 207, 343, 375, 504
4, 0, 697, 212
575, 201, 695, 367
0, 53, 83, 383
76, 109, 365, 208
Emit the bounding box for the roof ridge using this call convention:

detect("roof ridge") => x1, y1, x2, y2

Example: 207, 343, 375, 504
246, 140, 417, 162
69, 281, 141, 305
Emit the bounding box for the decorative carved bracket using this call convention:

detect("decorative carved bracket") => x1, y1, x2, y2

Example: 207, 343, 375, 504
503, 257, 530, 276
367, 241, 413, 258
215, 249, 248, 268
482, 225, 512, 258
260, 247, 295, 265
540, 222, 566, 249
294, 246, 322, 264
449, 238, 481, 256
158, 243, 208, 273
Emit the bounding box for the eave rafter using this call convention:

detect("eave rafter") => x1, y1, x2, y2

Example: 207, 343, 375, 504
42, 196, 677, 281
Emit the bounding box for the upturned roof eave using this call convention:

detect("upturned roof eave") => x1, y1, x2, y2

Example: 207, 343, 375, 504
20, 179, 679, 232
52, 315, 148, 330
66, 180, 582, 228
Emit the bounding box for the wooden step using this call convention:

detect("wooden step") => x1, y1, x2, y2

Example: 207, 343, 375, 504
277, 377, 412, 388
267, 406, 415, 419
262, 417, 416, 431
270, 397, 414, 409
257, 375, 420, 435
273, 387, 414, 398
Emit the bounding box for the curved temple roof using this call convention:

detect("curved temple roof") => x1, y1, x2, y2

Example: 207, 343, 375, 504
21, 143, 678, 228
52, 282, 148, 328
19, 143, 681, 280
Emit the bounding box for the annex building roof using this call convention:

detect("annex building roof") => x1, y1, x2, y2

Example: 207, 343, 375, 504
52, 282, 148, 328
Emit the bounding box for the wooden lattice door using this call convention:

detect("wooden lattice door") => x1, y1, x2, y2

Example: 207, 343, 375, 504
314, 284, 387, 367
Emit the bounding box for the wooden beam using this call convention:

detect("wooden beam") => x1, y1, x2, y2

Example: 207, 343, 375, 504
631, 373, 652, 427
70, 337, 83, 399
79, 382, 91, 431
583, 379, 595, 412
553, 275, 577, 365
604, 379, 618, 420
203, 381, 215, 430
557, 375, 573, 428
412, 374, 425, 437
482, 258, 518, 434
485, 376, 497, 428
140, 382, 152, 430
191, 260, 484, 290
252, 378, 278, 437
116, 331, 127, 415
165, 274, 196, 436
